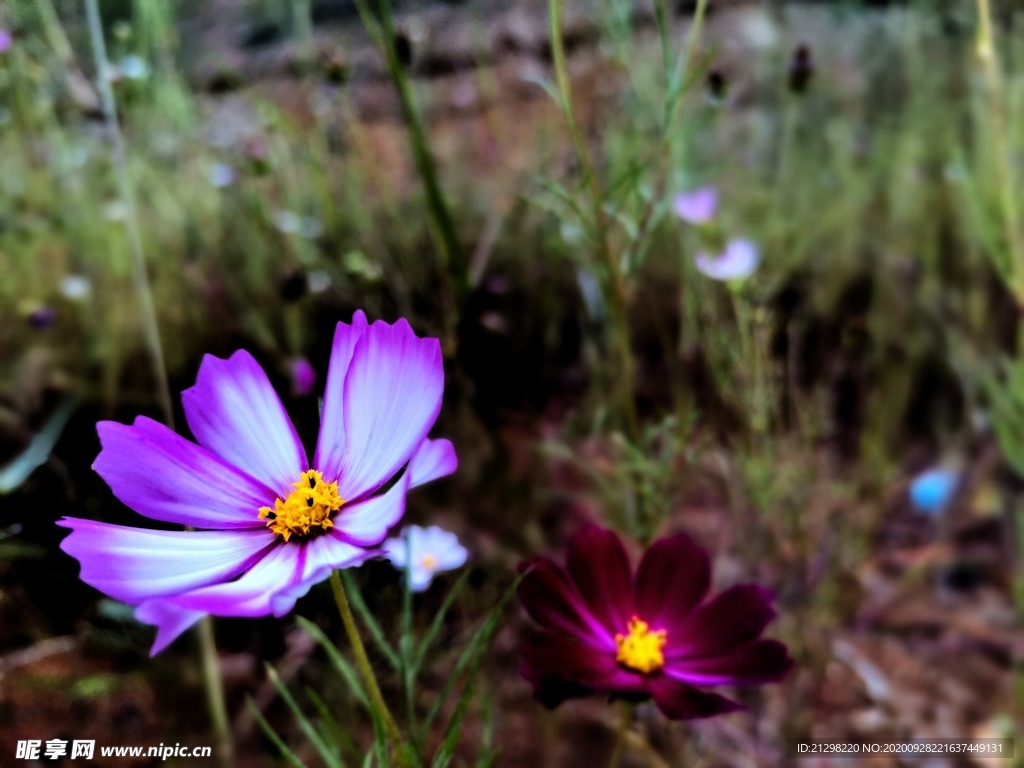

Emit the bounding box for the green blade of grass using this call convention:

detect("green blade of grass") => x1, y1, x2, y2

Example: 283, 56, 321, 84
307, 687, 359, 766
411, 570, 471, 674
296, 616, 371, 708
266, 664, 344, 768
424, 577, 522, 746
247, 697, 308, 768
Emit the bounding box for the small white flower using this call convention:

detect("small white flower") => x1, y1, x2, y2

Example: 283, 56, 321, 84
695, 238, 760, 281
382, 525, 467, 592
273, 210, 323, 240
60, 275, 92, 301
307, 269, 332, 294
116, 55, 151, 81
103, 201, 128, 222
206, 162, 236, 188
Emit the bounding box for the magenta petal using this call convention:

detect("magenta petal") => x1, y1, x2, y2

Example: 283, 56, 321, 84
134, 600, 205, 656
333, 471, 409, 546
270, 532, 374, 614
664, 639, 793, 686
167, 544, 300, 618
334, 318, 443, 500
183, 350, 307, 497
314, 312, 369, 474
520, 631, 639, 696
566, 526, 633, 636
407, 438, 458, 488
57, 519, 276, 604
94, 417, 275, 529
647, 676, 744, 720
665, 585, 777, 659
634, 533, 710, 631
517, 558, 616, 651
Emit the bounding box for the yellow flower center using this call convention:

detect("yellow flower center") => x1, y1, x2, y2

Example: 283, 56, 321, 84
420, 553, 438, 570
258, 470, 344, 542
614, 616, 667, 674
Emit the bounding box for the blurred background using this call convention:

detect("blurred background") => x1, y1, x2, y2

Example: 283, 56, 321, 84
0, 0, 1022, 764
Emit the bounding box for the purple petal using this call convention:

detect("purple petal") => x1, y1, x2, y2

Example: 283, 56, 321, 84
93, 417, 276, 529
57, 519, 275, 604
332, 471, 409, 546
664, 639, 792, 686
634, 533, 710, 632
269, 532, 373, 614
517, 558, 616, 651
314, 312, 369, 473
694, 238, 760, 281
647, 676, 743, 720
166, 543, 300, 618
520, 631, 640, 698
134, 600, 205, 656
407, 438, 458, 488
566, 526, 634, 636
182, 350, 307, 497
665, 585, 777, 659
334, 318, 444, 500
672, 187, 718, 224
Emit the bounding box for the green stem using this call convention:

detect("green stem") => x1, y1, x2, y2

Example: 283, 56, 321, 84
608, 701, 633, 767
84, 4, 232, 764
975, 0, 1023, 306
329, 570, 406, 762
197, 617, 234, 768
549, 0, 637, 439
85, 0, 175, 429
352, 0, 468, 320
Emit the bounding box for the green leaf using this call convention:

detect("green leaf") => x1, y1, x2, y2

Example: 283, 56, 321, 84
265, 664, 344, 768
296, 616, 370, 708
0, 397, 76, 494
247, 697, 308, 768
307, 688, 359, 765
426, 577, 522, 756
411, 570, 470, 673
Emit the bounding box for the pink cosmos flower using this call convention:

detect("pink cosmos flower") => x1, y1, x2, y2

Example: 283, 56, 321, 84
289, 356, 317, 397
0, 30, 12, 54
672, 187, 718, 225
58, 311, 457, 654
695, 238, 760, 281
517, 526, 791, 719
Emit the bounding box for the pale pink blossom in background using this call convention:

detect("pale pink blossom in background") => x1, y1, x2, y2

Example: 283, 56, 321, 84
289, 357, 317, 397
672, 187, 718, 224
695, 238, 760, 281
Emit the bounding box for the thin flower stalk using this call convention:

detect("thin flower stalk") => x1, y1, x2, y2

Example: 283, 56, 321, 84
351, 0, 468, 317
329, 571, 407, 762
549, 0, 637, 438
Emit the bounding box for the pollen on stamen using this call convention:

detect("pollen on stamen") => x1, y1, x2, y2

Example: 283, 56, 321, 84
258, 469, 344, 542
614, 616, 667, 674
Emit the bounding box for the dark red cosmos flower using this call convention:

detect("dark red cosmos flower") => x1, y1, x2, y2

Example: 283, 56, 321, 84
517, 526, 792, 719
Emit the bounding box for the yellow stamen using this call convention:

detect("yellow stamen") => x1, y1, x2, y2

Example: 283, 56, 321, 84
258, 470, 344, 542
614, 616, 667, 674
420, 553, 438, 570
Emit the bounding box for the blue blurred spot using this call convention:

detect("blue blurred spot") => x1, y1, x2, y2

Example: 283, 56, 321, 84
909, 469, 957, 515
